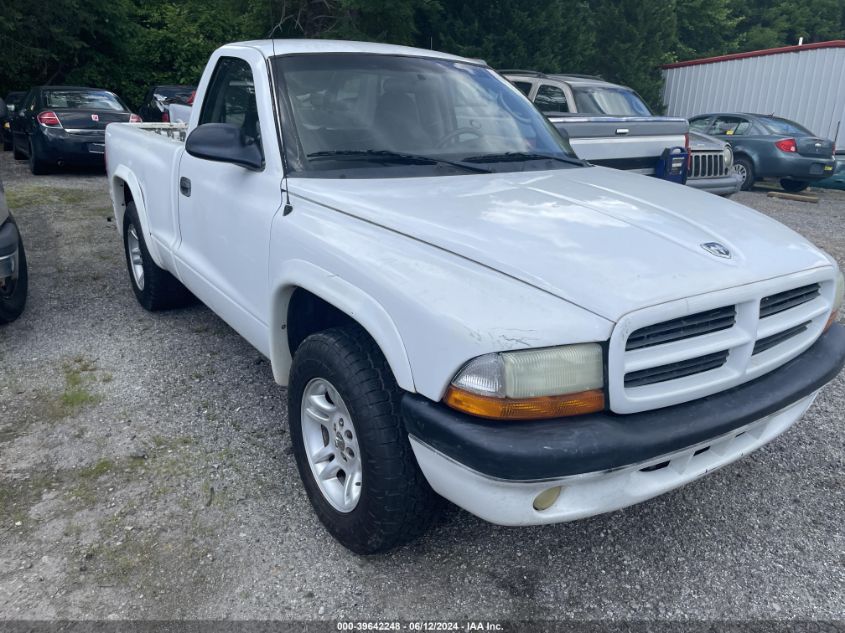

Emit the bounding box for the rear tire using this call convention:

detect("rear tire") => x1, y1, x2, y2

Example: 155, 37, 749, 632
780, 179, 809, 193
734, 156, 755, 191
28, 141, 49, 175
0, 232, 28, 324
288, 325, 439, 554
122, 202, 194, 311
2, 137, 11, 152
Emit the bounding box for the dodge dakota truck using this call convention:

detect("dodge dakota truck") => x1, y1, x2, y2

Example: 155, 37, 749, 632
105, 40, 845, 554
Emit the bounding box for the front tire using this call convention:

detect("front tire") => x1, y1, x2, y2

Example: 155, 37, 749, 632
123, 202, 194, 311
780, 179, 810, 193
288, 325, 439, 554
734, 156, 755, 191
0, 233, 28, 324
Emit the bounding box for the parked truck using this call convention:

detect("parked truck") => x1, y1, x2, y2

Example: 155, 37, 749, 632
105, 40, 845, 554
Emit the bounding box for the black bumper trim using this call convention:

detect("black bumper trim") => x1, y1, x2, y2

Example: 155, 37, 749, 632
402, 324, 845, 481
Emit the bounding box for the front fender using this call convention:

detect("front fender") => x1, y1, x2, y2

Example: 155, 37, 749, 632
269, 259, 415, 392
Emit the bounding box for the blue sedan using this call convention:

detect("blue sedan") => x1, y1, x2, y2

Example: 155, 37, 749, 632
689, 113, 836, 193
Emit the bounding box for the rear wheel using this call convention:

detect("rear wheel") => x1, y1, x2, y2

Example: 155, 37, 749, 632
123, 202, 194, 311
733, 157, 755, 191
2, 135, 11, 152
28, 140, 49, 175
0, 234, 28, 324
780, 179, 810, 193
288, 325, 439, 554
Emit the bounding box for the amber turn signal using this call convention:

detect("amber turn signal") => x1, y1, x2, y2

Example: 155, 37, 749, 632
444, 385, 605, 420
824, 310, 840, 332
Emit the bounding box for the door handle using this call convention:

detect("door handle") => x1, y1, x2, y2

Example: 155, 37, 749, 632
180, 177, 191, 197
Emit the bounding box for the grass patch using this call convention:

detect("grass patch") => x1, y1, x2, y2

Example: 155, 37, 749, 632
5, 185, 90, 209
56, 356, 103, 416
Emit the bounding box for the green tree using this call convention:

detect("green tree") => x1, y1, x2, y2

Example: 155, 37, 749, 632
588, 0, 677, 111
675, 0, 740, 59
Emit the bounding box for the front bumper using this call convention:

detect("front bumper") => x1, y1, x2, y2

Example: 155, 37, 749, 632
403, 324, 845, 525
686, 172, 742, 196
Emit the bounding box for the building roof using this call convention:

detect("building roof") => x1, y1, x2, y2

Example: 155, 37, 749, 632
662, 40, 845, 70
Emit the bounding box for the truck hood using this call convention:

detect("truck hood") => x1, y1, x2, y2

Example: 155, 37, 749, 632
291, 166, 832, 321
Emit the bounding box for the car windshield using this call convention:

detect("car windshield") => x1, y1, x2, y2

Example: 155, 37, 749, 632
760, 117, 813, 136
272, 54, 583, 178
572, 86, 652, 116
44, 89, 126, 112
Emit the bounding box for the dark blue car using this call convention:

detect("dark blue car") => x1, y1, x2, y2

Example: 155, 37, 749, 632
689, 113, 836, 192
10, 86, 139, 175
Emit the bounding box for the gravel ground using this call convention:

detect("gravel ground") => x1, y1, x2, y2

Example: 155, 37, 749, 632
0, 150, 843, 623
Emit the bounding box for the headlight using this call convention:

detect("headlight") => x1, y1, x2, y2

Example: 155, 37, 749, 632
723, 145, 733, 169
826, 270, 844, 331
444, 344, 605, 420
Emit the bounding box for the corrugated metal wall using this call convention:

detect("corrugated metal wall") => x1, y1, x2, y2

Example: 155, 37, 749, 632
663, 47, 845, 147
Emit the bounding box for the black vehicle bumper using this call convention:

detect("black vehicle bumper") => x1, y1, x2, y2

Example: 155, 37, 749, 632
403, 324, 845, 482
36, 130, 105, 166
402, 325, 844, 525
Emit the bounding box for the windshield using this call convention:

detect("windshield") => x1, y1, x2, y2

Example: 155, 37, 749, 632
272, 54, 583, 178
761, 117, 813, 136
44, 89, 127, 112
572, 86, 652, 116
153, 86, 195, 103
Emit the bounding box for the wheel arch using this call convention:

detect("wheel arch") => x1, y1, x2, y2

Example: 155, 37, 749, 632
110, 167, 166, 267
269, 260, 415, 393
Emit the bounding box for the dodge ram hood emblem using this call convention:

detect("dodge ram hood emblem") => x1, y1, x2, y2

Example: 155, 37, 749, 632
701, 242, 731, 259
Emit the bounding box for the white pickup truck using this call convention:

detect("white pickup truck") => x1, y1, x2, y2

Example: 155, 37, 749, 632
106, 40, 845, 554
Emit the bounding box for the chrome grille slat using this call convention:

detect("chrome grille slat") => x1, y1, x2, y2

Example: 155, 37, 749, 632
624, 350, 729, 387
625, 306, 736, 351
753, 322, 810, 355
688, 151, 727, 179
760, 283, 820, 318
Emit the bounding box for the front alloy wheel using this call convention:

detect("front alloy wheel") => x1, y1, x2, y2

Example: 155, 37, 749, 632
300, 377, 363, 512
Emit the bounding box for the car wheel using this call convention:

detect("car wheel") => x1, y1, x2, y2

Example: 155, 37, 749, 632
780, 179, 810, 193
0, 232, 28, 324
733, 157, 755, 191
123, 202, 195, 311
288, 325, 439, 554
28, 140, 50, 175
12, 137, 25, 160
2, 136, 11, 152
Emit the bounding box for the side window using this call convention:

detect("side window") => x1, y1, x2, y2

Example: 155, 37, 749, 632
23, 91, 36, 112
534, 84, 569, 114
689, 117, 711, 132
199, 57, 261, 148
511, 81, 533, 97
710, 116, 749, 136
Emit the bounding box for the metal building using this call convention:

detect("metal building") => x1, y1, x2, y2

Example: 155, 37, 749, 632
662, 41, 845, 149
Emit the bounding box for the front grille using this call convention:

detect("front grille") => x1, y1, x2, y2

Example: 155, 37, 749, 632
625, 350, 729, 388
760, 284, 820, 318
689, 151, 727, 179
626, 306, 736, 351
611, 275, 833, 414
753, 322, 810, 355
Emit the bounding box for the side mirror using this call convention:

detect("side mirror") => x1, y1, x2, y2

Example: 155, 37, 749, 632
0, 99, 7, 119
185, 123, 263, 171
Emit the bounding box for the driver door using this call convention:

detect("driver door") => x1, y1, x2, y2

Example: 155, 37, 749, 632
175, 53, 284, 352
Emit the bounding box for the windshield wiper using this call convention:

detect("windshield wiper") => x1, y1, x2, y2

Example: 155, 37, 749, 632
461, 151, 585, 166
306, 150, 491, 174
